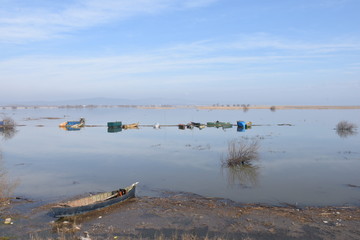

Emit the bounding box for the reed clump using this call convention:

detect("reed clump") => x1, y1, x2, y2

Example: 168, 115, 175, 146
336, 121, 357, 138
1, 117, 16, 128
222, 139, 259, 167
1, 117, 17, 140
0, 153, 18, 216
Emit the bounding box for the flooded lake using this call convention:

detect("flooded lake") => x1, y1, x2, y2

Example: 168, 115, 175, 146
1, 107, 360, 207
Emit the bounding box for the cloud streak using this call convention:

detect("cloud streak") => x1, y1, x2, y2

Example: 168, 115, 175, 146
1, 36, 358, 86
0, 0, 218, 43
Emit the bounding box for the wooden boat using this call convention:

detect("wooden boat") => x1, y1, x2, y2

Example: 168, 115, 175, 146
185, 122, 205, 129
207, 121, 233, 128
122, 123, 139, 129
59, 118, 85, 128
50, 182, 139, 218
107, 121, 122, 128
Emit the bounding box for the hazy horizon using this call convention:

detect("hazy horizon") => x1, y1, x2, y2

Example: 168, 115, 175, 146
1, 0, 359, 105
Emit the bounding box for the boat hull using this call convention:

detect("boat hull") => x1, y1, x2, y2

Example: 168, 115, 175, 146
59, 118, 85, 128
207, 122, 233, 128
107, 121, 122, 128
50, 182, 138, 218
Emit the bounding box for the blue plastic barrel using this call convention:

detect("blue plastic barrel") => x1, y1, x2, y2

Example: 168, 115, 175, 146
237, 121, 246, 128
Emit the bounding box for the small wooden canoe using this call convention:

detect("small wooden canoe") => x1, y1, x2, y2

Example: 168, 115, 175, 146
207, 121, 233, 128
189, 122, 206, 129
178, 124, 186, 130
59, 118, 85, 128
122, 123, 139, 129
50, 182, 139, 218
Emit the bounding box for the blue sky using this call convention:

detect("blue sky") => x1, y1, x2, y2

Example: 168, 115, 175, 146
1, 0, 359, 105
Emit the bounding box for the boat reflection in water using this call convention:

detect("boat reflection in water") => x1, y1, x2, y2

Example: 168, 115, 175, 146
107, 127, 122, 133
59, 126, 82, 131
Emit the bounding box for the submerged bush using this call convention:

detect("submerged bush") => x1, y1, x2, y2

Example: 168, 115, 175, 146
0, 153, 18, 216
1, 117, 18, 140
222, 139, 259, 167
221, 139, 260, 187
336, 121, 357, 138
2, 117, 16, 128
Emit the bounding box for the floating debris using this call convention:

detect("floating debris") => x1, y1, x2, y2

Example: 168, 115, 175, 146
59, 118, 85, 128
4, 218, 12, 224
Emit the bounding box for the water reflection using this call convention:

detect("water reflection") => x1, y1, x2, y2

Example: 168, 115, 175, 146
223, 162, 260, 188
336, 121, 358, 138
59, 126, 82, 131
107, 127, 122, 133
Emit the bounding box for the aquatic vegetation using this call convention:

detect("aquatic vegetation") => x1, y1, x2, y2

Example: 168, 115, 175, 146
222, 139, 259, 167
1, 117, 16, 128
336, 121, 357, 138
221, 139, 260, 187
0, 117, 17, 140
0, 153, 18, 216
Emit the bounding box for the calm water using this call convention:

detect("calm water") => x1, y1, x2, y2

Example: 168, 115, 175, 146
1, 107, 360, 207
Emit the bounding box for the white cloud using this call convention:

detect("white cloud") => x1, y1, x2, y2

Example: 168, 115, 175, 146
225, 33, 360, 54
0, 0, 218, 43
1, 36, 358, 90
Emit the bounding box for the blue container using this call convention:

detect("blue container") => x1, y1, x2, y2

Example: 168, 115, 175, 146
237, 121, 246, 128
0, 121, 3, 126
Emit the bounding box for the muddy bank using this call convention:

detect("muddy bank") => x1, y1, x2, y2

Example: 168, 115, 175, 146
2, 192, 359, 240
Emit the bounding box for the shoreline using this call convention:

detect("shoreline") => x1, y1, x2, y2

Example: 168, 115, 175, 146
3, 192, 359, 239
1, 104, 360, 110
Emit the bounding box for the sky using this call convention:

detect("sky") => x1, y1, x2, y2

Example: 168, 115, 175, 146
0, 0, 360, 105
